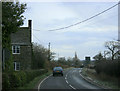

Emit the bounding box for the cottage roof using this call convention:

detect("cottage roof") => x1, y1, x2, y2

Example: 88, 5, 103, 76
11, 20, 32, 45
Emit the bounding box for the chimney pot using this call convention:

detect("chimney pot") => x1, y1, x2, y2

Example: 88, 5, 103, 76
28, 20, 32, 29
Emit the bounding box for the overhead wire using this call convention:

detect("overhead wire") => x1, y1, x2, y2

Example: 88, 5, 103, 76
33, 34, 47, 45
48, 2, 119, 31
32, 1, 119, 32
33, 34, 41, 43
32, 29, 41, 31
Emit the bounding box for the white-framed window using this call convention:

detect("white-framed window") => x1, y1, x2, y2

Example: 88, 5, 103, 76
12, 45, 20, 54
14, 62, 20, 71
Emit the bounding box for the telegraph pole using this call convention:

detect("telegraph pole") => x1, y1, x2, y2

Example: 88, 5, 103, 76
118, 2, 120, 59
58, 53, 59, 59
48, 42, 50, 61
118, 1, 120, 42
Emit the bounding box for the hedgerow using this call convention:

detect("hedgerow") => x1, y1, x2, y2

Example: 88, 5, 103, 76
95, 60, 120, 77
2, 69, 48, 89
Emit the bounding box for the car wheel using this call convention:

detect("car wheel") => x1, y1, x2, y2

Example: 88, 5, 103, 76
61, 74, 63, 76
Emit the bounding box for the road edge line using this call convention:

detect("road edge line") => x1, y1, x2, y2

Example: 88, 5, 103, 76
38, 74, 52, 91
79, 69, 108, 89
69, 84, 76, 90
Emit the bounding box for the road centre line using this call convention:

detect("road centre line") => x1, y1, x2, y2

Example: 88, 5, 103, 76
66, 74, 68, 78
65, 69, 76, 90
38, 74, 52, 91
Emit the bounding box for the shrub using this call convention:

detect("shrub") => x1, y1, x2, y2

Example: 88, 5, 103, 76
2, 69, 48, 89
9, 72, 22, 88
18, 71, 27, 86
95, 60, 120, 77
2, 73, 10, 89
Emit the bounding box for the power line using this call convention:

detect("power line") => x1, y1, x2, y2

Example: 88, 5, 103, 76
33, 34, 40, 42
33, 2, 119, 32
32, 29, 41, 31
33, 34, 47, 45
48, 2, 119, 31
48, 42, 51, 61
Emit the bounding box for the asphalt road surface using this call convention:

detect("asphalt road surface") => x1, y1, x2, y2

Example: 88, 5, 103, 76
38, 68, 102, 90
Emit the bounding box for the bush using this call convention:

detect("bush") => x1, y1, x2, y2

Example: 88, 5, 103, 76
9, 72, 22, 88
25, 69, 48, 83
2, 69, 48, 89
95, 60, 120, 77
18, 71, 27, 86
2, 73, 10, 89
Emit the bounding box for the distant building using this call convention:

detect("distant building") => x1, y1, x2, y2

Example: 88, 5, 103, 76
73, 52, 78, 62
75, 52, 78, 59
73, 52, 80, 67
11, 20, 32, 71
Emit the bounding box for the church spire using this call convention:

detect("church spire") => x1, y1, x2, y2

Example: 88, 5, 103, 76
75, 52, 77, 59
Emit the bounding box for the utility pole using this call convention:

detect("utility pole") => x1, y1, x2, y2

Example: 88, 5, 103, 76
48, 42, 50, 61
58, 53, 59, 59
118, 3, 120, 59
118, 1, 120, 42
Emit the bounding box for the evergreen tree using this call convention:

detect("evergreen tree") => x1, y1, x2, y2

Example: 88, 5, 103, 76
2, 1, 27, 71
2, 2, 26, 48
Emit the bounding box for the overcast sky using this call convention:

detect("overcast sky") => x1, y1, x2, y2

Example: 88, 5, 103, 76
21, 0, 118, 60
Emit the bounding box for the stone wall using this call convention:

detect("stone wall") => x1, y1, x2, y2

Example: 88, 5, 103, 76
12, 45, 32, 70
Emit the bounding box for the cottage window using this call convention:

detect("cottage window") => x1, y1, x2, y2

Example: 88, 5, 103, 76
14, 62, 20, 71
12, 46, 20, 54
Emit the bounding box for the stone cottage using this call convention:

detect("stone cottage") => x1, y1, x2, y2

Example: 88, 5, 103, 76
11, 20, 32, 71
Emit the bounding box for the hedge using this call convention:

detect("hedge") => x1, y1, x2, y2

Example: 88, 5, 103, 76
2, 69, 48, 89
95, 60, 120, 77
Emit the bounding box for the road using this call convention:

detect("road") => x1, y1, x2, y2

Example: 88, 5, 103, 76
38, 68, 102, 91
0, 72, 2, 91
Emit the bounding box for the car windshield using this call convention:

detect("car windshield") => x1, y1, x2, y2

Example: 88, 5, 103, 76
54, 67, 62, 70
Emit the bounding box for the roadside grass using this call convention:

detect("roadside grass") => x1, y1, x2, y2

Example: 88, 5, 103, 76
17, 67, 73, 89
18, 71, 52, 89
81, 68, 120, 89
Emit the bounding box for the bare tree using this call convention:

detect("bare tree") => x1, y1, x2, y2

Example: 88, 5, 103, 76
93, 52, 103, 61
105, 41, 119, 60
32, 43, 48, 69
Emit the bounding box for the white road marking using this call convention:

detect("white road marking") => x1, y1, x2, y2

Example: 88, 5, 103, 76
72, 70, 74, 74
79, 70, 84, 78
79, 70, 81, 73
65, 69, 76, 90
38, 74, 52, 91
79, 69, 86, 79
69, 84, 76, 90
66, 80, 68, 84
66, 74, 68, 78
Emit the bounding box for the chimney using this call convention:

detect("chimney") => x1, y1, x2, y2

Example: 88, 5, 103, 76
28, 20, 32, 29
28, 20, 32, 43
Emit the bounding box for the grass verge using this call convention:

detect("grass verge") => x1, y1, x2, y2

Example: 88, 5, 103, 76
18, 67, 73, 89
18, 71, 52, 89
81, 68, 119, 89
